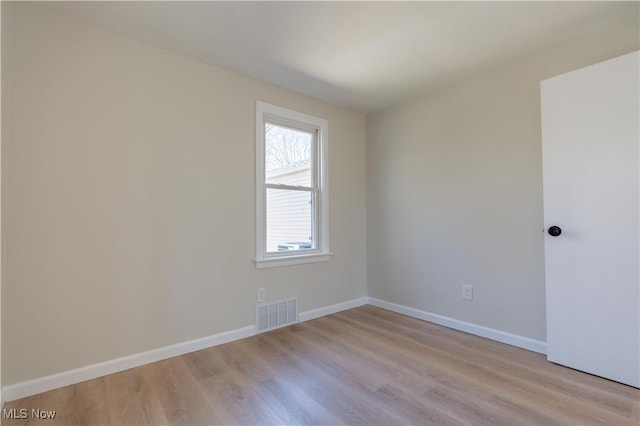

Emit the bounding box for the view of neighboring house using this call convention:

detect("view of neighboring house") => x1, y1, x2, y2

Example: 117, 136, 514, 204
266, 161, 313, 252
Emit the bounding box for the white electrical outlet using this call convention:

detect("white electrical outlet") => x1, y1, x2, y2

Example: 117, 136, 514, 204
257, 287, 266, 303
462, 284, 473, 301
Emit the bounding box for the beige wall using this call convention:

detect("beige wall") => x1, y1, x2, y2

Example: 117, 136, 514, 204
1, 4, 367, 385
366, 14, 639, 341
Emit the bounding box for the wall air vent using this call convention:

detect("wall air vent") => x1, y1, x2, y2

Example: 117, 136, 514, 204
256, 298, 298, 333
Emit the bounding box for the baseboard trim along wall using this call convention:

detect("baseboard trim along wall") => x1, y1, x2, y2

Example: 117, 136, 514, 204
367, 297, 547, 355
2, 325, 256, 403
3, 296, 545, 402
2, 297, 368, 402
299, 297, 368, 322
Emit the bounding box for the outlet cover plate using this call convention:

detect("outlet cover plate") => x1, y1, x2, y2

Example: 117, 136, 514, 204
462, 284, 473, 301
257, 287, 266, 303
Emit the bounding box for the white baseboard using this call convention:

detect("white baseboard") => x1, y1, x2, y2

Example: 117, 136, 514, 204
4, 296, 537, 402
367, 297, 547, 354
299, 297, 368, 322
2, 325, 255, 403
2, 296, 368, 402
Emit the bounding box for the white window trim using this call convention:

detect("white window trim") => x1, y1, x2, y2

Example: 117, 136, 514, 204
255, 101, 331, 269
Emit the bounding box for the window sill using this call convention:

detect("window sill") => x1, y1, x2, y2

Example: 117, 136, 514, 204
254, 252, 333, 269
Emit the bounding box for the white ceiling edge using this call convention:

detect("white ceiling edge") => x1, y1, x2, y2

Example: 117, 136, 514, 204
31, 1, 640, 115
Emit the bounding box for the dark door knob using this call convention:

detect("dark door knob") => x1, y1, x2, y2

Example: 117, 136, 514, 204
548, 226, 562, 237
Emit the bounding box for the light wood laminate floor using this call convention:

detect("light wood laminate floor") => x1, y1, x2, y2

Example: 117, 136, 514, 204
3, 305, 639, 425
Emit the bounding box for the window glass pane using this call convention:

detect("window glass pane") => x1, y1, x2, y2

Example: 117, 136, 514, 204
265, 123, 312, 187
266, 188, 313, 252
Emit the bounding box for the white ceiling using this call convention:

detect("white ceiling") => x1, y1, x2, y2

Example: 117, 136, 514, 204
36, 1, 638, 114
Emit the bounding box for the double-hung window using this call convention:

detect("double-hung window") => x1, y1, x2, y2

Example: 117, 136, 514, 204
255, 101, 330, 268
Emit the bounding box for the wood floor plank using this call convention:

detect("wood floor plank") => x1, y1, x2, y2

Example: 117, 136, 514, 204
141, 357, 222, 425
352, 305, 637, 417
243, 328, 400, 424
334, 307, 637, 424
3, 305, 638, 425
103, 367, 169, 425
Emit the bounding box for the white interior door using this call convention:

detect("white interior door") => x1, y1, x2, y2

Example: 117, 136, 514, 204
541, 51, 639, 388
